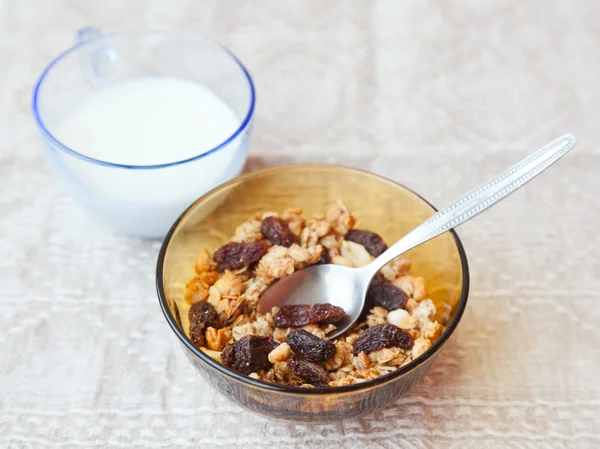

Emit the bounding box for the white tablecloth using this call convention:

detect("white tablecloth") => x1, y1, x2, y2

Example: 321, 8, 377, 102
2, 1, 599, 447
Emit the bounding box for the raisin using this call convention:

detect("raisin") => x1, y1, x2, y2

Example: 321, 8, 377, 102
189, 301, 218, 328
288, 355, 330, 387
213, 241, 269, 270
261, 216, 299, 247
221, 335, 279, 374
188, 301, 218, 348
345, 229, 388, 257
353, 323, 413, 355
310, 303, 345, 324
274, 303, 346, 328
287, 329, 336, 361
220, 344, 234, 363
366, 276, 407, 311
274, 305, 311, 327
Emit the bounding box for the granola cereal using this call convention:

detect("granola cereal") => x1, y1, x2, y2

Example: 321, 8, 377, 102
183, 203, 446, 388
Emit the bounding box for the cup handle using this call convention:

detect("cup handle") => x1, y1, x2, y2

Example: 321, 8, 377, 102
76, 27, 118, 88
76, 26, 102, 44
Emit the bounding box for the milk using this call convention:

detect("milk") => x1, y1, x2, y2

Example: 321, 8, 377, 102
47, 76, 250, 237
55, 76, 241, 166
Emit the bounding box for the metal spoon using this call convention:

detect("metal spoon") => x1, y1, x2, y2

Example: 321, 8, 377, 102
259, 134, 577, 339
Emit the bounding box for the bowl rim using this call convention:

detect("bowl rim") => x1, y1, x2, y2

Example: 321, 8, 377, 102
156, 164, 470, 395
31, 29, 256, 170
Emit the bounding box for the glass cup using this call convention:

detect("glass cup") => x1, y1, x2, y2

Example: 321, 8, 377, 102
32, 28, 255, 238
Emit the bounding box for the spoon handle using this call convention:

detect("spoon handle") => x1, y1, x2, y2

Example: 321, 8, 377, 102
364, 134, 577, 277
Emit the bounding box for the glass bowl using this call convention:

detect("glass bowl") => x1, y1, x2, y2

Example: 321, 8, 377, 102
32, 28, 255, 238
156, 165, 469, 423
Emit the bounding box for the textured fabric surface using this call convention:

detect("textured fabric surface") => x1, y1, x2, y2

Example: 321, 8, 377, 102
1, 1, 600, 447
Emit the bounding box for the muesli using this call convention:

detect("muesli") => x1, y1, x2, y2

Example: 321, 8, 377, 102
184, 202, 443, 388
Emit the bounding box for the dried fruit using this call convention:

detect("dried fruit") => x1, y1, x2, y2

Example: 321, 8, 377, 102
213, 241, 269, 270
310, 303, 346, 325
288, 355, 330, 387
221, 335, 279, 374
274, 303, 346, 327
353, 323, 414, 355
188, 301, 218, 348
261, 216, 299, 247
286, 329, 336, 361
366, 276, 407, 311
274, 305, 311, 327
345, 229, 388, 257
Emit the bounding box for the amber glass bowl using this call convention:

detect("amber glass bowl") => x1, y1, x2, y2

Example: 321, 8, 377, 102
156, 164, 469, 423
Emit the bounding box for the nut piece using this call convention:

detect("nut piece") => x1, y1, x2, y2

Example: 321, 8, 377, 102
340, 240, 374, 267
387, 309, 418, 330
268, 342, 291, 364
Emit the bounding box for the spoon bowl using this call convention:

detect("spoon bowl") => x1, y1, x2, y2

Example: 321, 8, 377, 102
259, 264, 366, 338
